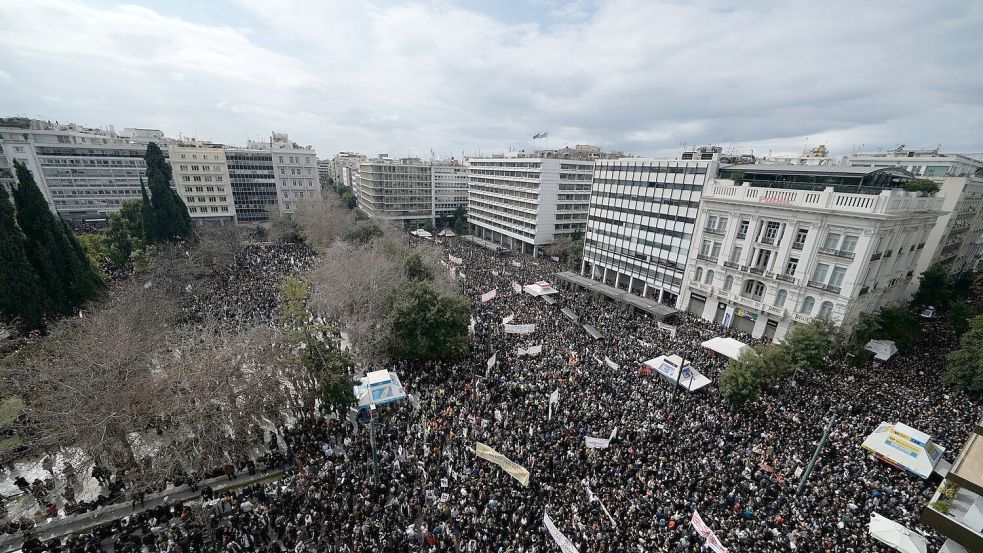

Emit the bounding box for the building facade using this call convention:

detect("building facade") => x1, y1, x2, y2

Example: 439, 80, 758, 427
847, 148, 983, 280
432, 161, 468, 224
0, 118, 161, 221
169, 141, 236, 225
580, 155, 718, 306
922, 415, 983, 553
678, 165, 943, 341
270, 133, 320, 215
467, 156, 593, 255
357, 158, 434, 227
225, 145, 278, 224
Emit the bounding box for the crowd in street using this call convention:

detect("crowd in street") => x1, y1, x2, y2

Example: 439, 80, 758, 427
8, 236, 982, 552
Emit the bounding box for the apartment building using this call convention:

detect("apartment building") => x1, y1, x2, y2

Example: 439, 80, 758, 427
169, 141, 236, 225
358, 157, 434, 227
467, 156, 593, 255
270, 133, 319, 215
580, 154, 718, 306
0, 118, 160, 221
432, 161, 468, 223
331, 152, 366, 196
679, 165, 943, 341
847, 148, 983, 280
921, 415, 983, 553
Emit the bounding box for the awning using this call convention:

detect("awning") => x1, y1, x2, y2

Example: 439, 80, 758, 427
861, 422, 945, 479
410, 229, 433, 238
643, 355, 711, 391
523, 281, 559, 296
865, 339, 898, 361
541, 295, 556, 305
868, 512, 928, 553
437, 229, 457, 237
701, 337, 752, 360
561, 308, 579, 322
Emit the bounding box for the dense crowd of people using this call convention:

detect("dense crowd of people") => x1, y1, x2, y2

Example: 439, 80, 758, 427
5, 236, 981, 552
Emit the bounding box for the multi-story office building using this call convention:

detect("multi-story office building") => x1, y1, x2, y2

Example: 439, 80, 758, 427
270, 133, 319, 215
432, 161, 468, 223
331, 152, 366, 195
467, 156, 593, 255
847, 148, 983, 280
317, 159, 332, 187
0, 118, 161, 221
358, 157, 434, 227
580, 154, 718, 306
226, 144, 278, 224
169, 141, 236, 225
679, 165, 943, 341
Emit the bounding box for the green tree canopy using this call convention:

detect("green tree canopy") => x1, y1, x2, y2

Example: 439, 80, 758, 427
343, 221, 384, 245
719, 345, 789, 405
946, 314, 983, 393
402, 251, 435, 282
912, 264, 951, 310
0, 185, 49, 331
452, 206, 467, 234
903, 178, 940, 194
385, 280, 469, 361
341, 191, 357, 209
144, 142, 192, 242
784, 317, 839, 374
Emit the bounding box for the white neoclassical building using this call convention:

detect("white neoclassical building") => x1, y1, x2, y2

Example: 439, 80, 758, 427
679, 165, 945, 341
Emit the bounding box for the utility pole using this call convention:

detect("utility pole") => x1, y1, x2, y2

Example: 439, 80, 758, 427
668, 352, 688, 407
368, 399, 380, 487
797, 413, 838, 495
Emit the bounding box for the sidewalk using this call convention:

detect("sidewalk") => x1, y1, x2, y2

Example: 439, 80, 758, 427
0, 470, 285, 553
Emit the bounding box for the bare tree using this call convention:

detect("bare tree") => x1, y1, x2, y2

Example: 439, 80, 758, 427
193, 224, 243, 273
293, 196, 357, 251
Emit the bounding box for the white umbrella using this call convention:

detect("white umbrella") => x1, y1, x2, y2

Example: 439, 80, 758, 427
868, 512, 928, 553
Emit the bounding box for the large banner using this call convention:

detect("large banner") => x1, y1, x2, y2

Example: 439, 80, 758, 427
481, 289, 498, 303
518, 344, 542, 356
504, 323, 536, 334
502, 314, 515, 324
585, 427, 618, 449
487, 352, 497, 371
658, 321, 677, 338
691, 510, 728, 553
475, 443, 529, 487
448, 254, 463, 265
603, 357, 619, 370
544, 511, 579, 553
721, 306, 735, 329
511, 261, 522, 268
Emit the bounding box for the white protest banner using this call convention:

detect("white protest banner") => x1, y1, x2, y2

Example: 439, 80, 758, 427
609, 426, 618, 441
657, 321, 677, 338
511, 281, 523, 294
504, 323, 536, 334
549, 388, 559, 421
468, 316, 476, 334
543, 511, 579, 553
480, 289, 498, 303
487, 352, 497, 371
585, 436, 610, 449
691, 510, 729, 553
603, 357, 619, 370
475, 442, 530, 487
448, 255, 463, 265
517, 344, 542, 357
583, 482, 617, 528
502, 314, 515, 324
511, 261, 522, 268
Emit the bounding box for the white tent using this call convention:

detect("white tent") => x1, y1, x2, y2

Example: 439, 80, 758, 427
410, 229, 433, 238
643, 355, 711, 391
865, 339, 898, 361
861, 422, 945, 479
868, 512, 928, 553
437, 229, 457, 237
523, 281, 559, 296
701, 337, 752, 361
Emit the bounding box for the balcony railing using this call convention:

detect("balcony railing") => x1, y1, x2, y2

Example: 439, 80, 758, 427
704, 227, 725, 236
807, 280, 827, 291
749, 266, 765, 275
818, 247, 856, 260
760, 236, 776, 245
826, 285, 841, 294
723, 260, 740, 269
791, 242, 804, 250
870, 252, 883, 261
776, 273, 795, 283
696, 254, 718, 263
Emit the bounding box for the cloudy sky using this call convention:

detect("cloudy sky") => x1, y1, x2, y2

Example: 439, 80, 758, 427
1, 0, 981, 159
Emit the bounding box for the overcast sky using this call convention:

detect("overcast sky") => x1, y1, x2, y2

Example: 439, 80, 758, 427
1, 0, 981, 159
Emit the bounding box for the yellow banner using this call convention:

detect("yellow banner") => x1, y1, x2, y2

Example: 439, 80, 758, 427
475, 442, 530, 487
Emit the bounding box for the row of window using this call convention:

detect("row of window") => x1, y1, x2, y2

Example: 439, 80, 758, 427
181, 175, 224, 183
188, 206, 230, 214
694, 267, 835, 317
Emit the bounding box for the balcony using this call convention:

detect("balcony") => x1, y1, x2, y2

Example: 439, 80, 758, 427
736, 295, 764, 309
818, 247, 856, 260
826, 285, 841, 295
762, 304, 786, 318
704, 227, 725, 236
760, 236, 777, 245
723, 260, 740, 269
791, 242, 804, 250
776, 273, 795, 284
696, 254, 718, 263
736, 232, 747, 240
870, 252, 883, 261
807, 280, 827, 291
749, 266, 765, 275
690, 281, 713, 294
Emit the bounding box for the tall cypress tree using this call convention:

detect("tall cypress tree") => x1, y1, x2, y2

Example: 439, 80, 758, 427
144, 142, 192, 242
12, 161, 102, 317
0, 184, 50, 331
140, 176, 156, 244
